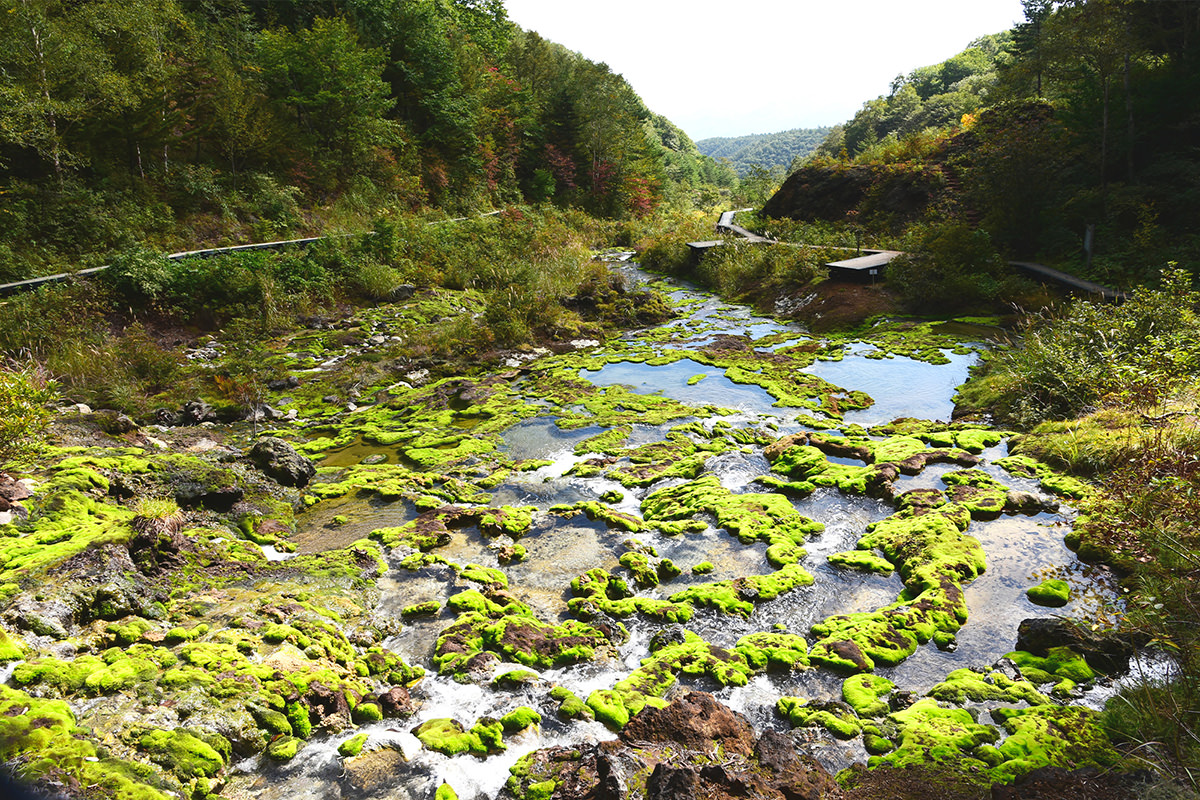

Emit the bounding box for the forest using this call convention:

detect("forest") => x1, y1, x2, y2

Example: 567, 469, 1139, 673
766, 0, 1200, 292
695, 127, 832, 176
0, 0, 736, 284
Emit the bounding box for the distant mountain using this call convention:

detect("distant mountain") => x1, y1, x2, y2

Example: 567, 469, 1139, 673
696, 128, 833, 176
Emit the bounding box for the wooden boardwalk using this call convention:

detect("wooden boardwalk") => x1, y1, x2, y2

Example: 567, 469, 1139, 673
0, 211, 503, 297
1009, 261, 1128, 302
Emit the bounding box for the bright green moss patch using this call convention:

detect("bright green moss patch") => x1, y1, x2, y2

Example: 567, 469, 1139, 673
994, 454, 1091, 500
1026, 579, 1070, 607
586, 629, 750, 730
574, 426, 632, 456
413, 716, 506, 757
842, 674, 895, 717
569, 568, 693, 623
500, 706, 541, 733
434, 609, 613, 679
940, 469, 1010, 519
338, 733, 369, 758
642, 474, 823, 567
436, 783, 459, 800
777, 696, 861, 739
927, 668, 1049, 706
401, 600, 442, 617
1005, 647, 1096, 686
548, 686, 594, 721
670, 563, 815, 618
990, 705, 1122, 784
266, 736, 301, 761
828, 550, 894, 574
138, 728, 226, 779
0, 486, 134, 585
733, 631, 810, 671
691, 561, 714, 574
869, 698, 998, 773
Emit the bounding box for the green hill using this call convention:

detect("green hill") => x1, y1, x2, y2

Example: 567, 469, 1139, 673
696, 128, 832, 176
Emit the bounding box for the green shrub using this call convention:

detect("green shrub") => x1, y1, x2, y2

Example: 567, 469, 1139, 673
982, 268, 1200, 426
888, 221, 1011, 313
0, 365, 57, 468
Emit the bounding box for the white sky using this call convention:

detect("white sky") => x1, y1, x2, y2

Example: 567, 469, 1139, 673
502, 0, 1027, 141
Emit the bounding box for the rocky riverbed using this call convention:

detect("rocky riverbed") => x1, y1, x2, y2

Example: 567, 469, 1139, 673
0, 264, 1144, 800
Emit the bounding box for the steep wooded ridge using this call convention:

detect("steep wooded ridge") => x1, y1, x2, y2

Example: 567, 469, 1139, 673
695, 127, 832, 176
0, 0, 736, 283
767, 3, 1200, 288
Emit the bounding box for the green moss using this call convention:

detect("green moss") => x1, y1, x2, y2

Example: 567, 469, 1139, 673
1026, 579, 1070, 607
691, 561, 714, 575
618, 551, 659, 589
670, 563, 815, 619
413, 716, 505, 757
777, 697, 861, 739
285, 699, 312, 739
989, 705, 1122, 783
827, 550, 894, 575
401, 600, 441, 618
927, 668, 1049, 706
248, 704, 292, 736
138, 728, 226, 779
995, 454, 1091, 500
642, 475, 823, 568
733, 632, 811, 671
940, 469, 1010, 519
1005, 647, 1096, 686
338, 733, 369, 758
574, 426, 631, 456
435, 783, 459, 800
568, 568, 693, 623
500, 706, 541, 733
266, 736, 301, 761
549, 686, 594, 721
842, 674, 895, 717
586, 629, 751, 730
869, 698, 998, 773
809, 505, 984, 672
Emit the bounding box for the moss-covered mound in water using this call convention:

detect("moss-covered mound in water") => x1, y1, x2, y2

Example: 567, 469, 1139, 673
1026, 578, 1071, 607
568, 568, 693, 623
807, 504, 985, 672
641, 474, 823, 567
586, 629, 753, 729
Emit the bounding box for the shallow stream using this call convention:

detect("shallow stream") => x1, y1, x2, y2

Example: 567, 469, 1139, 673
243, 265, 1118, 799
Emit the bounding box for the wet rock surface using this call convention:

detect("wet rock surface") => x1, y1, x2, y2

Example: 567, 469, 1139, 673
508, 692, 838, 800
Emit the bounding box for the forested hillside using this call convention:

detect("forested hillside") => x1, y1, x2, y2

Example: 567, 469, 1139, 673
770, 1, 1200, 288
0, 0, 735, 282
695, 128, 832, 176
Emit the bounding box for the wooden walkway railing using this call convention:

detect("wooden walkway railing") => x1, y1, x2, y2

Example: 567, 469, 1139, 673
0, 211, 502, 298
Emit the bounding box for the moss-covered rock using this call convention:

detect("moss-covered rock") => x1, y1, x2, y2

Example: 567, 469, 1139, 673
1026, 579, 1070, 607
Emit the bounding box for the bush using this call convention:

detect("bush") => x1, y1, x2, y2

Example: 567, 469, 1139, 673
983, 268, 1200, 426
0, 365, 57, 468
888, 222, 1011, 313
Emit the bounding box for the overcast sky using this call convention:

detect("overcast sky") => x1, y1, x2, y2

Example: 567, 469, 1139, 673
502, 0, 1027, 141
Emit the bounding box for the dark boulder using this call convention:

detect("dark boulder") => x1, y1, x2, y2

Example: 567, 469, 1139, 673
180, 400, 217, 425
1016, 617, 1147, 673
248, 437, 316, 488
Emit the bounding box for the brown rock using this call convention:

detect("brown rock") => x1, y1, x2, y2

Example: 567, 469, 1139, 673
620, 691, 756, 757
378, 686, 415, 718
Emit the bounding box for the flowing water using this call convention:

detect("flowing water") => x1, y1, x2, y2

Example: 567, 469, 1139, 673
243, 265, 1119, 798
